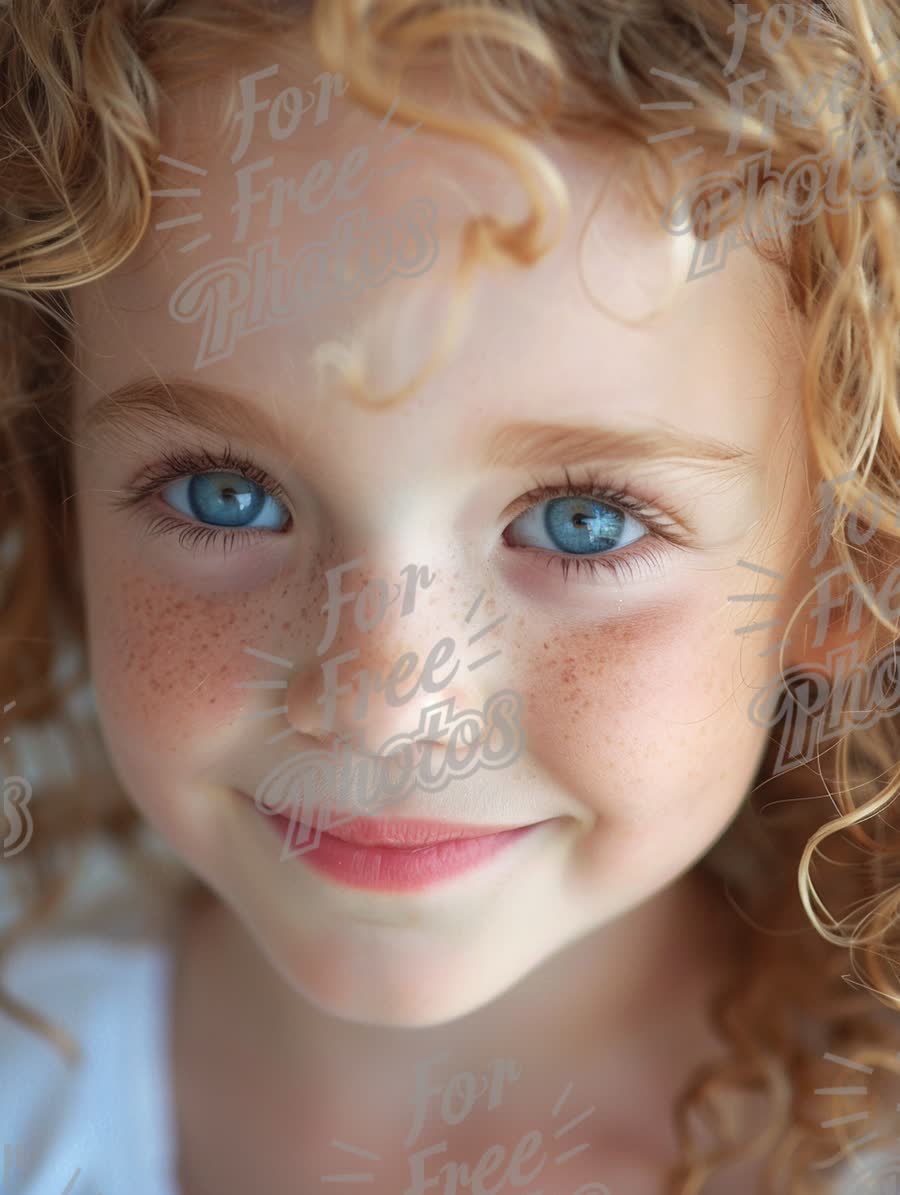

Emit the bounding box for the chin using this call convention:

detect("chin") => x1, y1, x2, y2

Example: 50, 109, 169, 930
264, 926, 535, 1028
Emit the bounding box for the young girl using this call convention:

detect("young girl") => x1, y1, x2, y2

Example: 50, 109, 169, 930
1, 0, 899, 1191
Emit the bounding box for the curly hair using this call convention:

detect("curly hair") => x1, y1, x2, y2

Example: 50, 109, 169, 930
2, 0, 900, 1191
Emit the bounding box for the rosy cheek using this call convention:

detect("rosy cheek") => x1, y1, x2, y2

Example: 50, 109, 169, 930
514, 601, 752, 813
87, 573, 283, 760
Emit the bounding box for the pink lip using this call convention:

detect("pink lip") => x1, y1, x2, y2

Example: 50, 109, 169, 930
265, 814, 542, 891
309, 817, 524, 848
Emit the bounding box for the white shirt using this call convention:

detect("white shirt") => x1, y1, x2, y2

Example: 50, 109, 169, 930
0, 839, 182, 1195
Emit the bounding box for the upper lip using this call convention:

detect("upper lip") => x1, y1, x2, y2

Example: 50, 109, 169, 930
308, 817, 531, 848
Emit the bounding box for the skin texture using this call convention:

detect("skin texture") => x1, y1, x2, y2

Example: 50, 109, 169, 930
67, 50, 850, 1194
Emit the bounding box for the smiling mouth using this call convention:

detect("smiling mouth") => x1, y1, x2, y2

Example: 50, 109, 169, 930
315, 816, 538, 849
259, 805, 549, 891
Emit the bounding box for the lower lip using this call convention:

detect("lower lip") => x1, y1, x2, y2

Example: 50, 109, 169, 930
267, 816, 540, 891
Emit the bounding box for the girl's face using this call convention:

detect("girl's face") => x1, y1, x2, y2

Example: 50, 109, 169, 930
70, 54, 817, 1026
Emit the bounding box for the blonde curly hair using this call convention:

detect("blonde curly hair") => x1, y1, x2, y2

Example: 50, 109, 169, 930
2, 0, 900, 1191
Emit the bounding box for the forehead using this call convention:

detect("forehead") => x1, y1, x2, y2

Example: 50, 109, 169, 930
69, 49, 797, 461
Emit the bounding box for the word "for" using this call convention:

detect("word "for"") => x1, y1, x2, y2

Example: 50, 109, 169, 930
231, 65, 348, 166
405, 1051, 522, 1148
319, 557, 435, 655
399, 1052, 606, 1195
316, 557, 440, 732
724, 3, 895, 81
724, 1, 831, 76
717, 8, 900, 162
810, 472, 900, 568
405, 1051, 544, 1195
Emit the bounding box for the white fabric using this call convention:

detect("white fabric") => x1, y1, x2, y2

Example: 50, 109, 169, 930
0, 840, 181, 1195
0, 939, 178, 1195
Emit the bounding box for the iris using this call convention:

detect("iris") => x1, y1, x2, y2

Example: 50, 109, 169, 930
543, 497, 625, 554
188, 472, 265, 526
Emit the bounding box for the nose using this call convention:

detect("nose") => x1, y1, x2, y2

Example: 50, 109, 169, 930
284, 557, 491, 756
287, 633, 479, 752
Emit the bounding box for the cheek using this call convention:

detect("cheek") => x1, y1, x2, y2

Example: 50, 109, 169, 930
83, 564, 307, 808
516, 600, 765, 834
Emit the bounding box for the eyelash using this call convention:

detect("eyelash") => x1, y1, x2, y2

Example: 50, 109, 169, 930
112, 450, 689, 582
110, 444, 293, 556
503, 466, 690, 583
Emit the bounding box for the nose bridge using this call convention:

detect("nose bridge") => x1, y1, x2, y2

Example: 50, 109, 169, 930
287, 554, 476, 749
315, 555, 435, 658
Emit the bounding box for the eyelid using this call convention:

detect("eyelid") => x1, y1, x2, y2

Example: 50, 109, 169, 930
502, 466, 695, 548
111, 442, 293, 518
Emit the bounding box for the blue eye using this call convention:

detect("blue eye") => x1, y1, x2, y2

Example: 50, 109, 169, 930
506, 495, 647, 556
160, 472, 290, 531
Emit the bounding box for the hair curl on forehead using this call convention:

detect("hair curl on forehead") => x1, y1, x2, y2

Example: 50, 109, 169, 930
1, 2, 899, 1189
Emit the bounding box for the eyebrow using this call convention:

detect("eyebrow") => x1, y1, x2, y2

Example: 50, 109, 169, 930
81, 377, 292, 458
483, 421, 753, 472
81, 376, 754, 476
